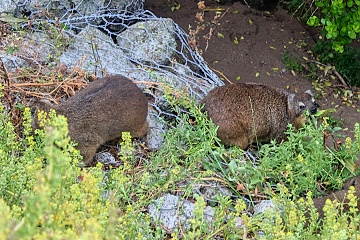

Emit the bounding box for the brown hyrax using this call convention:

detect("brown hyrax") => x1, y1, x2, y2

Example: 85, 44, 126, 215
32, 75, 148, 165
200, 83, 319, 149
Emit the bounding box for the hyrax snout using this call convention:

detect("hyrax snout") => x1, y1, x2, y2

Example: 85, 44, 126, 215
200, 83, 319, 149
32, 75, 148, 165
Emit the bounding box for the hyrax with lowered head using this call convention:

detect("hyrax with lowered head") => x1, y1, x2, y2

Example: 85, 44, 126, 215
32, 75, 148, 165
200, 83, 319, 149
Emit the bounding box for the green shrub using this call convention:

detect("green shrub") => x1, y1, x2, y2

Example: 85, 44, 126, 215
307, 0, 360, 53
258, 115, 360, 197
0, 105, 44, 207
249, 184, 360, 239
283, 0, 360, 86
0, 103, 157, 238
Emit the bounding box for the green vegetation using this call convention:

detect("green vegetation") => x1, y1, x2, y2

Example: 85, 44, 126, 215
306, 0, 359, 53
312, 40, 360, 86
281, 51, 304, 73
282, 0, 360, 86
259, 114, 360, 197
284, 0, 360, 53
0, 84, 359, 238
256, 185, 360, 239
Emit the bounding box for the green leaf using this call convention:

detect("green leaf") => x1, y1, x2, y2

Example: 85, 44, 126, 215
217, 32, 225, 38
348, 30, 356, 39
315, 0, 325, 7
340, 26, 347, 35
347, 0, 353, 7
307, 16, 319, 26
5, 46, 18, 54
233, 37, 239, 44
228, 160, 238, 171
332, 42, 344, 52
353, 22, 360, 32
332, 127, 343, 132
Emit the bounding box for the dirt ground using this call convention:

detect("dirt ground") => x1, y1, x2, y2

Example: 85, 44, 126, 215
145, 0, 360, 141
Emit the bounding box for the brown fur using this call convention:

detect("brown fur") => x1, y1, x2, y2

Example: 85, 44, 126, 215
200, 83, 319, 149
32, 75, 148, 165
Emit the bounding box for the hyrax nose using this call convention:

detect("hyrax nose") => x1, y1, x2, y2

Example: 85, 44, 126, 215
310, 104, 319, 114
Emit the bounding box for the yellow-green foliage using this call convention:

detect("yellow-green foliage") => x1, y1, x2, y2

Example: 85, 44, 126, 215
0, 104, 166, 239
249, 185, 360, 239
0, 106, 44, 207
0, 106, 110, 238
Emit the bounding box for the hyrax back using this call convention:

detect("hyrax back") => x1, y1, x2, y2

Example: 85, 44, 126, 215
200, 83, 318, 149
32, 75, 148, 165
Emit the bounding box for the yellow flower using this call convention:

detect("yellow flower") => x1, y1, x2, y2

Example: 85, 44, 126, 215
322, 117, 329, 127
345, 137, 352, 149
298, 154, 304, 163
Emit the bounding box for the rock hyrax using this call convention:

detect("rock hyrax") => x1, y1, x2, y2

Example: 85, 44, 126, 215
32, 75, 148, 165
200, 83, 319, 149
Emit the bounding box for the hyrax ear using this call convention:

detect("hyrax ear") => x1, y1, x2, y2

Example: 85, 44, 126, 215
33, 98, 54, 113
287, 93, 295, 106
305, 90, 314, 97
30, 106, 38, 117
287, 93, 296, 113
39, 99, 53, 105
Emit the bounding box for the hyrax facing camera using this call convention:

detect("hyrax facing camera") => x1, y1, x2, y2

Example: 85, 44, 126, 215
200, 83, 319, 149
32, 75, 148, 165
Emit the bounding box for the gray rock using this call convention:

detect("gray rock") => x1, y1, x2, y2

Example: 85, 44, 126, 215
12, 0, 142, 26
0, 1, 17, 13
116, 19, 177, 65
234, 216, 245, 228
200, 184, 234, 202
95, 152, 116, 165
20, 31, 59, 64
1, 31, 66, 66
253, 200, 278, 215
14, 0, 69, 19
146, 108, 167, 150
61, 0, 143, 29
106, 0, 143, 12
148, 194, 214, 233
105, 0, 144, 33
59, 26, 135, 76
0, 54, 29, 73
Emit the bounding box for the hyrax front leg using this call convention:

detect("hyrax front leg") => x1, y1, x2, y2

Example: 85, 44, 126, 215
78, 145, 98, 165
230, 136, 250, 150
72, 133, 104, 166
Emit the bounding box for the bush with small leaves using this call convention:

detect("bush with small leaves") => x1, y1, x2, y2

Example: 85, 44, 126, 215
307, 0, 360, 53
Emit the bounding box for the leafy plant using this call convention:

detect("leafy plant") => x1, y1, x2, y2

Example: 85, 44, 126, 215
258, 114, 360, 198
307, 0, 360, 53
251, 184, 360, 239
281, 51, 304, 73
